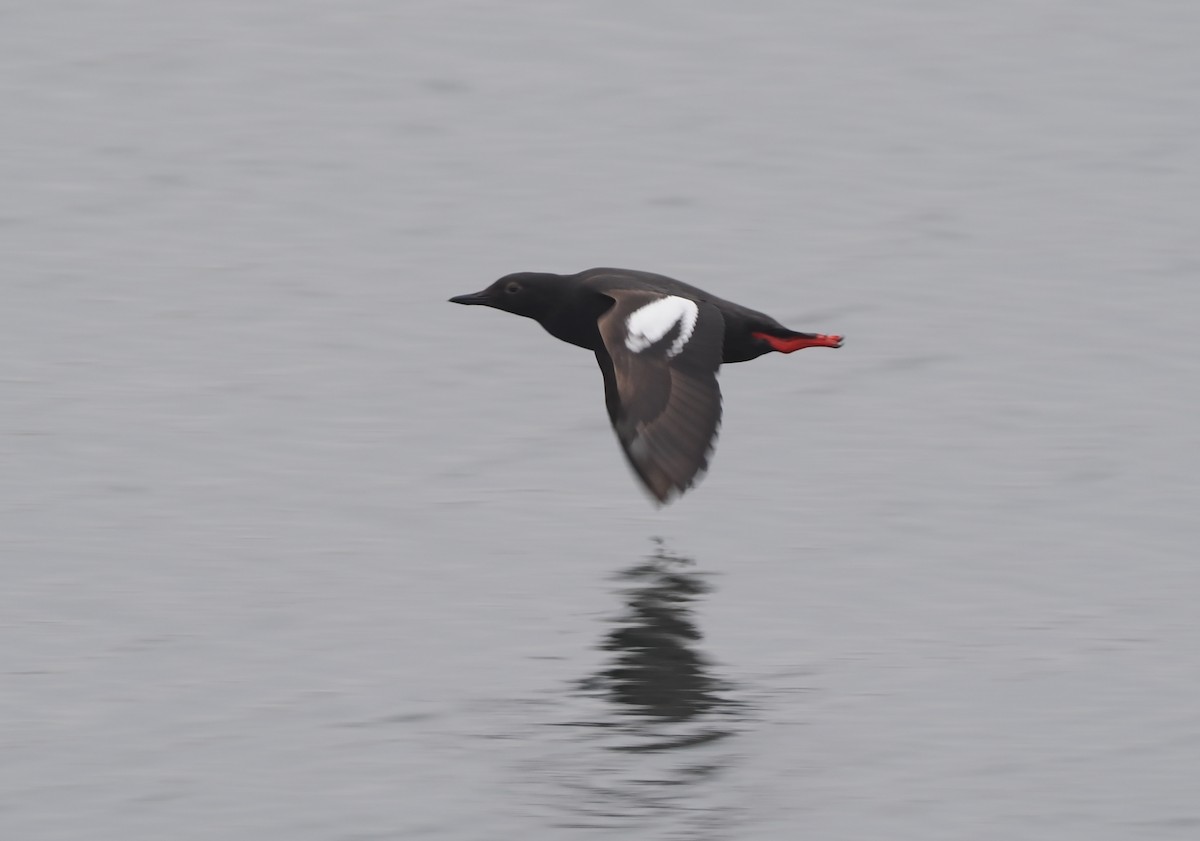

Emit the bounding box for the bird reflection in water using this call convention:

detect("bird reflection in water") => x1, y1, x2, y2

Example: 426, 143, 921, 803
581, 540, 736, 743
552, 540, 744, 834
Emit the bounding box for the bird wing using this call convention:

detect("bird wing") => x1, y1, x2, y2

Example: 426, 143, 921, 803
594, 289, 725, 503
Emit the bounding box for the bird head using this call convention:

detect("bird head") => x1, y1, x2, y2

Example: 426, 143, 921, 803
448, 272, 562, 321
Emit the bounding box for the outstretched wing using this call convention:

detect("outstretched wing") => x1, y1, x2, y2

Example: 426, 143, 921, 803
594, 290, 725, 503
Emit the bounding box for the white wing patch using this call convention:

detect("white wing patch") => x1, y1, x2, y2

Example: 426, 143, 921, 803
624, 296, 700, 357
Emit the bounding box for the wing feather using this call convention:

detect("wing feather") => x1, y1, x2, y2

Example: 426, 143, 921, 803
594, 290, 724, 503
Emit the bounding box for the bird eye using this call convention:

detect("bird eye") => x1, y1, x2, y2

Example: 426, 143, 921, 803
505, 282, 522, 295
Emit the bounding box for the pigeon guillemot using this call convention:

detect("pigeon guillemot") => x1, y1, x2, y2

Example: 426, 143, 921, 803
449, 267, 843, 503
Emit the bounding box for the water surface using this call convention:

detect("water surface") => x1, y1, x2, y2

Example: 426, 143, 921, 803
3, 2, 1200, 839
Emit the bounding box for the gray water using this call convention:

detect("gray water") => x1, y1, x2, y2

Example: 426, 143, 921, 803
4, 2, 1200, 839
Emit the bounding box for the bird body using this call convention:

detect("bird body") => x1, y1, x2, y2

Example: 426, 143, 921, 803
450, 268, 842, 503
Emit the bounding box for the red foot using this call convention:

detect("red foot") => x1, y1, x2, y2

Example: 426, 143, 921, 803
753, 332, 844, 352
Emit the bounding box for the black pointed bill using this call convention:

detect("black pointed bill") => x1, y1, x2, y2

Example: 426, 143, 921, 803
449, 290, 490, 305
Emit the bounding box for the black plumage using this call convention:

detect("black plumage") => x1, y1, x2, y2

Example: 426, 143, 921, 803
450, 267, 843, 503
